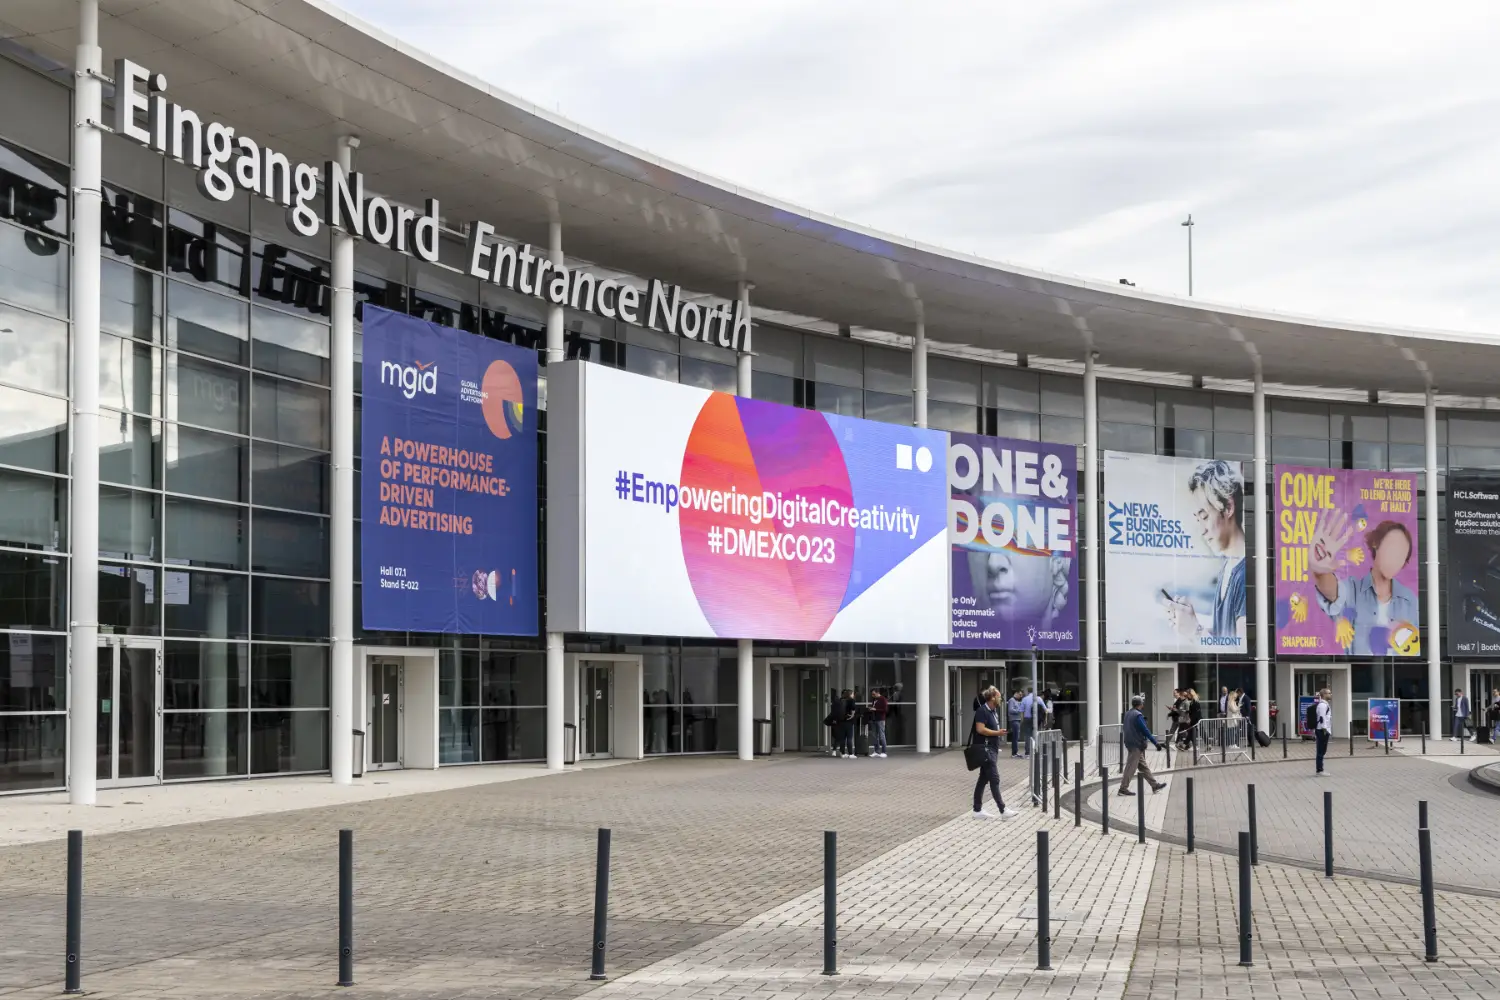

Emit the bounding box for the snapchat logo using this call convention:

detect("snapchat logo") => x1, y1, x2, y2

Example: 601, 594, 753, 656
1289, 592, 1309, 622
1390, 623, 1419, 656
1335, 617, 1355, 648
1347, 546, 1364, 566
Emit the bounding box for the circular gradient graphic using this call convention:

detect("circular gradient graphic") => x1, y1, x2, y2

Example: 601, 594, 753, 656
678, 395, 855, 639
480, 360, 525, 439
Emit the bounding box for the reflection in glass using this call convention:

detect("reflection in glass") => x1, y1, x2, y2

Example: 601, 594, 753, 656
928, 399, 977, 433
0, 139, 69, 238
252, 241, 330, 318
164, 570, 248, 639
252, 305, 330, 385
480, 649, 546, 706
0, 551, 65, 630
99, 486, 159, 561
250, 710, 329, 773
99, 334, 159, 415
864, 391, 912, 426
0, 300, 67, 394
0, 633, 63, 711
101, 184, 164, 270
0, 468, 64, 550
679, 357, 736, 392
440, 707, 479, 762
623, 345, 678, 383
251, 441, 328, 513
0, 219, 67, 316
252, 374, 329, 450
750, 371, 795, 406
98, 564, 159, 634
166, 424, 247, 502
168, 352, 247, 434
480, 707, 545, 761
813, 382, 861, 417
166, 212, 251, 299
0, 713, 66, 791
251, 577, 329, 640
164, 640, 248, 709
252, 509, 329, 577
164, 496, 246, 569
100, 260, 161, 343
167, 279, 249, 365
99, 411, 160, 488
162, 711, 247, 779
0, 384, 67, 473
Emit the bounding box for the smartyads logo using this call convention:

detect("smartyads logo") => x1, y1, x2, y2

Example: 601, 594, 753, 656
380, 359, 438, 399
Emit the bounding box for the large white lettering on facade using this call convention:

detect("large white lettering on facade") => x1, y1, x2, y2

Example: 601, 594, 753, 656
112, 58, 751, 353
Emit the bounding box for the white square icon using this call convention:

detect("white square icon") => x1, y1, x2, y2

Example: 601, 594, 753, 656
896, 443, 913, 470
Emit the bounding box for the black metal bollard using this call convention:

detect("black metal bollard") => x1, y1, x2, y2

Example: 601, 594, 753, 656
64, 829, 81, 994
1237, 831, 1253, 967
1251, 729, 1256, 761
1186, 777, 1195, 853
1419, 825, 1438, 961
1324, 791, 1334, 878
1419, 799, 1428, 830
1074, 761, 1083, 827
823, 831, 838, 976
1221, 726, 1227, 764
1097, 736, 1103, 777
1461, 726, 1466, 755
590, 828, 611, 980
1036, 830, 1052, 971
1136, 772, 1146, 844
1101, 766, 1110, 834
1349, 732, 1354, 756
1164, 736, 1171, 769
338, 828, 354, 987
1248, 784, 1258, 866
1385, 732, 1390, 755
1053, 753, 1061, 820
1422, 729, 1427, 754
1282, 722, 1288, 759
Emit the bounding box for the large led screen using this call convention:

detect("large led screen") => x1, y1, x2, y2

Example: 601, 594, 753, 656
548, 363, 950, 643
1447, 475, 1500, 656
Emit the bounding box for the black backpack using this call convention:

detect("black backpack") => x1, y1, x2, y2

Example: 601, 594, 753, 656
1305, 700, 1319, 733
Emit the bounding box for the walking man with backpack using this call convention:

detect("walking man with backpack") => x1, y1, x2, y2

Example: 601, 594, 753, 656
1313, 688, 1332, 775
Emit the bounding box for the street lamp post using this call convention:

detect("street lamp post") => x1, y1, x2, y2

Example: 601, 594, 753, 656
1181, 214, 1195, 296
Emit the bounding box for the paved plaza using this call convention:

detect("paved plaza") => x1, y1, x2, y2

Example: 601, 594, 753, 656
0, 744, 1497, 999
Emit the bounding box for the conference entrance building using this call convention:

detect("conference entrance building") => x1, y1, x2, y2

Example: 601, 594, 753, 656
3, 0, 1499, 800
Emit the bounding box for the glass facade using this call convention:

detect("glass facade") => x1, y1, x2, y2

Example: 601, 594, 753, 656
0, 49, 1489, 791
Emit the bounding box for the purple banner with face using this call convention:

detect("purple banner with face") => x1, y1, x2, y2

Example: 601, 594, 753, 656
1274, 466, 1421, 657
947, 433, 1078, 650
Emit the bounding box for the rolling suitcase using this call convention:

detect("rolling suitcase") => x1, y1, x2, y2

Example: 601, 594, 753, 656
1255, 730, 1271, 748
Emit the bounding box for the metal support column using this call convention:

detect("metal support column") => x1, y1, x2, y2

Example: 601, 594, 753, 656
1253, 360, 1270, 736
1084, 352, 1101, 745
736, 282, 754, 760
914, 318, 931, 753
329, 134, 358, 785
1425, 388, 1442, 739
68, 0, 103, 806
546, 221, 566, 771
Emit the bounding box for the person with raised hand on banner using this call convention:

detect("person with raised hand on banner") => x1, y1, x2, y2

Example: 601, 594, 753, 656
1310, 509, 1419, 656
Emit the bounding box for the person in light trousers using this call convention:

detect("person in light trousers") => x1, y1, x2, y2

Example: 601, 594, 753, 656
1118, 695, 1167, 796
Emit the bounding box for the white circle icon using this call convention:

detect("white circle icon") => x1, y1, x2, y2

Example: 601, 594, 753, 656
915, 446, 933, 472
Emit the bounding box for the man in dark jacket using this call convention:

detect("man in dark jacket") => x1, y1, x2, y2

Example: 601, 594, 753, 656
1119, 695, 1167, 796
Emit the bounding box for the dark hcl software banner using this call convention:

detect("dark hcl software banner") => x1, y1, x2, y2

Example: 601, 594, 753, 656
1447, 475, 1500, 656
361, 305, 538, 634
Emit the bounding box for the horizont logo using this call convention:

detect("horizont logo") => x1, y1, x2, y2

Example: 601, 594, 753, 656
380, 359, 438, 399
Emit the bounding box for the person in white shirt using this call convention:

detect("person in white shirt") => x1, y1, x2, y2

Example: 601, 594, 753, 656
1452, 688, 1470, 742
1315, 688, 1333, 775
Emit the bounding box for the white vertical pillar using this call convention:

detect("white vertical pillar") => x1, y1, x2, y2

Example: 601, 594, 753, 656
1084, 352, 1101, 745
1425, 388, 1442, 737
736, 282, 754, 760
68, 0, 103, 806
1253, 361, 1270, 735
546, 221, 566, 770
914, 318, 931, 753
329, 135, 357, 785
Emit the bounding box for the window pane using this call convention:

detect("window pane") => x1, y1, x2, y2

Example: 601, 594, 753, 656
162, 711, 247, 779
251, 577, 328, 640
0, 468, 64, 550
251, 441, 328, 513
163, 640, 248, 709
994, 408, 1040, 440
0, 220, 66, 316
480, 707, 545, 761
100, 260, 161, 343
0, 633, 64, 711
813, 382, 861, 417
99, 486, 159, 562
0, 552, 66, 630
164, 569, 248, 639
929, 357, 979, 405
168, 352, 247, 434
167, 280, 249, 365
984, 367, 1039, 412
0, 385, 67, 474
480, 649, 546, 707
680, 651, 723, 704
165, 497, 246, 569
440, 707, 479, 762
0, 138, 69, 239
252, 375, 329, 450
683, 705, 736, 752
1100, 421, 1155, 453
251, 644, 329, 708
0, 713, 67, 791
0, 300, 67, 394
624, 345, 678, 382
98, 411, 159, 489
166, 424, 247, 502
98, 564, 160, 635
864, 390, 912, 426
679, 356, 736, 392
252, 305, 330, 384
250, 710, 328, 773
100, 333, 159, 416
252, 509, 328, 577
751, 371, 795, 406
807, 337, 862, 388
929, 399, 977, 433
252, 241, 330, 320
167, 213, 251, 300
101, 184, 164, 270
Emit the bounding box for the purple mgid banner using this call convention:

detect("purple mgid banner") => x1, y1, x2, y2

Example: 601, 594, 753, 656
947, 433, 1078, 650
361, 306, 538, 635
1274, 466, 1420, 657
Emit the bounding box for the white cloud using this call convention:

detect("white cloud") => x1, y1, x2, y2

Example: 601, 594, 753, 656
342, 0, 1500, 334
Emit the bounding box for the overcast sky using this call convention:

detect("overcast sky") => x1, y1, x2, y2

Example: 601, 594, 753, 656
342, 0, 1500, 335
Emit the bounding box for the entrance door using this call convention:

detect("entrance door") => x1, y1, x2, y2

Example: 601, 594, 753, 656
1473, 670, 1500, 741
580, 662, 614, 758
1123, 670, 1157, 725
770, 668, 783, 750
95, 637, 162, 785
797, 668, 829, 751
951, 665, 1005, 748
1298, 671, 1332, 698
368, 658, 402, 769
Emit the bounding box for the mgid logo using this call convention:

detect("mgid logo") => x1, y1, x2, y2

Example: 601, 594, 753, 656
380, 359, 438, 399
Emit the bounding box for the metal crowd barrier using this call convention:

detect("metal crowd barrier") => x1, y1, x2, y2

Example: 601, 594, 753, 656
1095, 723, 1124, 776
1029, 728, 1069, 806
1191, 717, 1251, 765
